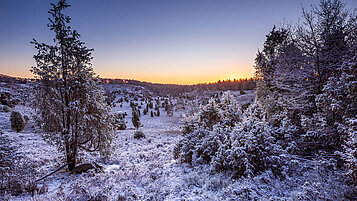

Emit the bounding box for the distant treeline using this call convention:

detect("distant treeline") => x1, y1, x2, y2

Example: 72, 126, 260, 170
0, 74, 29, 84
101, 78, 256, 96
0, 74, 255, 96
196, 78, 256, 91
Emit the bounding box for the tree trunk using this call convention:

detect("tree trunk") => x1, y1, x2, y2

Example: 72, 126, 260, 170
66, 151, 76, 171
64, 132, 76, 171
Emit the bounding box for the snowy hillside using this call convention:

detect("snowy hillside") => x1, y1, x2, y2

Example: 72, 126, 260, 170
0, 83, 354, 200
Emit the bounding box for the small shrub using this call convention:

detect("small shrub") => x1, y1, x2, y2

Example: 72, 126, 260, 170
112, 112, 126, 130
0, 157, 40, 197
166, 104, 173, 116
131, 107, 141, 129
0, 91, 12, 107
10, 98, 21, 107
134, 130, 145, 139
149, 102, 153, 109
0, 105, 10, 113
240, 88, 245, 95
10, 111, 26, 132
23, 115, 30, 123
143, 108, 148, 115
117, 195, 126, 201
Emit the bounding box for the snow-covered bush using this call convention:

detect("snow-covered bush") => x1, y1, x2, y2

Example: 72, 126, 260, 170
0, 105, 10, 113
0, 91, 13, 107
134, 130, 145, 139
10, 98, 20, 107
180, 92, 241, 135
166, 104, 173, 116
112, 112, 126, 130
0, 155, 46, 197
175, 93, 284, 177
10, 111, 26, 132
23, 115, 30, 123
175, 92, 241, 163
212, 104, 285, 177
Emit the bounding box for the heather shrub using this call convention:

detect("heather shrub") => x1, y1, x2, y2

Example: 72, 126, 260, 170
23, 115, 30, 123
0, 91, 13, 107
10, 111, 26, 132
10, 98, 21, 107
112, 112, 126, 130
0, 105, 10, 113
134, 130, 145, 139
0, 157, 46, 197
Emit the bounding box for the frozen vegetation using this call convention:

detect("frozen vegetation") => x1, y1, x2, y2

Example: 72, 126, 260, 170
1, 0, 356, 200
0, 83, 354, 200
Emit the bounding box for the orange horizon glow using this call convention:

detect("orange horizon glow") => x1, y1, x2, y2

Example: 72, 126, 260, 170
1, 58, 255, 85
1, 68, 254, 85
99, 75, 254, 85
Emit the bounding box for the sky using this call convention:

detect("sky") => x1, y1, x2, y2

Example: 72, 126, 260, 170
0, 0, 356, 84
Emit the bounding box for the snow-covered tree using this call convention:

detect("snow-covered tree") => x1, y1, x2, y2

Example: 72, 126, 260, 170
255, 26, 292, 118
296, 0, 355, 95
254, 25, 313, 134
131, 105, 141, 129
295, 0, 356, 152
255, 0, 356, 154
31, 0, 113, 171
321, 43, 357, 183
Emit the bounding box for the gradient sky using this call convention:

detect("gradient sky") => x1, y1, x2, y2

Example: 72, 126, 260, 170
0, 0, 356, 84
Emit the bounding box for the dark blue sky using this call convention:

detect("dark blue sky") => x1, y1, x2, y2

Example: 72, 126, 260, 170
0, 0, 356, 84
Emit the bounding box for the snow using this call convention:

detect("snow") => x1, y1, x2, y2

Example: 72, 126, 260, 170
0, 83, 353, 200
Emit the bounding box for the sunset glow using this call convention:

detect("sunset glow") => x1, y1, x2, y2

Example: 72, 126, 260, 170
0, 0, 356, 84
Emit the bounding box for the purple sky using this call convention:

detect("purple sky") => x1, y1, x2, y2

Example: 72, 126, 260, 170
0, 0, 356, 84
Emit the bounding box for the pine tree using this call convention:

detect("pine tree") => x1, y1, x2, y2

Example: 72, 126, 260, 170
295, 0, 356, 152
31, 0, 113, 171
131, 106, 141, 129
321, 43, 357, 181
296, 0, 353, 95
157, 108, 160, 117
255, 0, 356, 153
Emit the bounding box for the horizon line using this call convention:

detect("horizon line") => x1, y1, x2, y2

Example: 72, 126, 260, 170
1, 73, 254, 86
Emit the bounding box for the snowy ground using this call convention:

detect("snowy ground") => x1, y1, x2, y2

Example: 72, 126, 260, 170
1, 84, 353, 200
